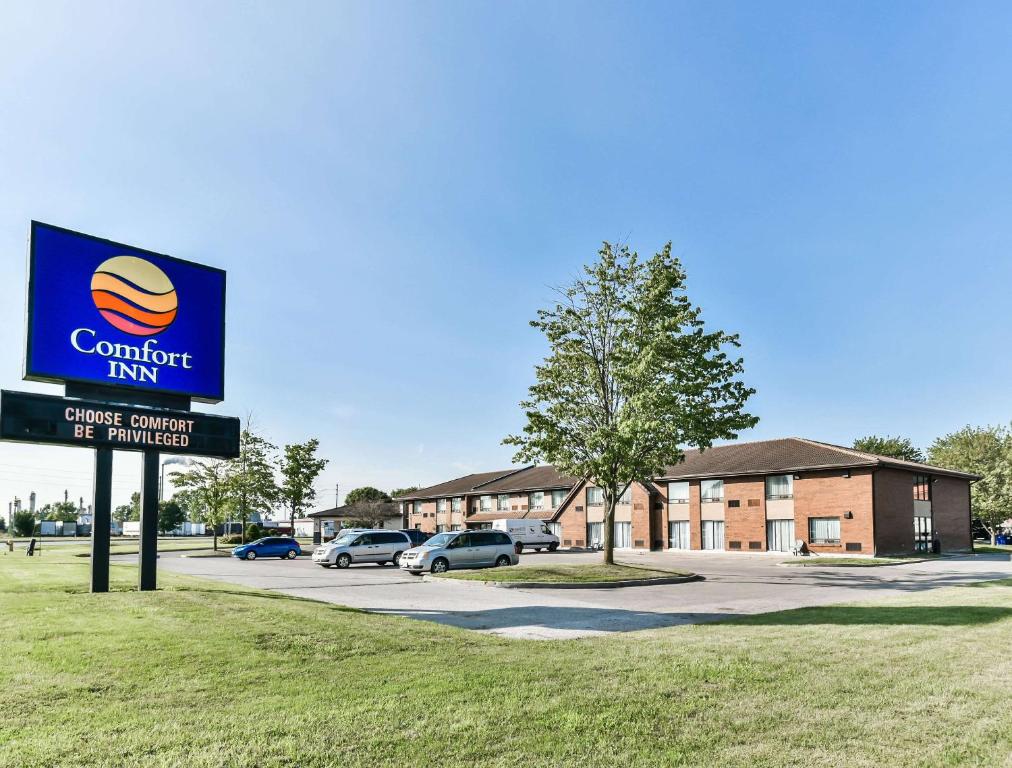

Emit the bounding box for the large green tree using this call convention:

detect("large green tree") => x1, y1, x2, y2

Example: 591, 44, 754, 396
853, 435, 924, 462
505, 242, 757, 564
40, 501, 79, 522
344, 487, 391, 505
227, 423, 279, 543
12, 510, 36, 537
171, 459, 232, 550
278, 438, 328, 535
928, 426, 1012, 545
157, 499, 187, 534
390, 486, 419, 498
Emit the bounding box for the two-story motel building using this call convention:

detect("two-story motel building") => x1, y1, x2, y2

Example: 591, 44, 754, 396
397, 438, 977, 555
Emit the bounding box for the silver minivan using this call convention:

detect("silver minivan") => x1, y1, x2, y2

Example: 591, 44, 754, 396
312, 529, 412, 568
399, 529, 519, 574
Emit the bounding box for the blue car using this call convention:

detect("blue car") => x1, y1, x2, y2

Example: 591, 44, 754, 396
232, 536, 301, 561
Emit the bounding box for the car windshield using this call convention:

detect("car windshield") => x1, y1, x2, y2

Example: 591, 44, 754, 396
331, 534, 357, 546
423, 533, 454, 548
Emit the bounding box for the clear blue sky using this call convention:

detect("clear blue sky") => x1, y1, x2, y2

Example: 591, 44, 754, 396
2, 1, 1011, 511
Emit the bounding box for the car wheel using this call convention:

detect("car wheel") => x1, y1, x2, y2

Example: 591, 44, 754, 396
515, 542, 523, 554
393, 551, 403, 566
430, 557, 449, 574
535, 548, 543, 552
495, 555, 511, 568
548, 542, 558, 552
376, 561, 387, 566
335, 553, 351, 569
245, 551, 257, 561
286, 549, 297, 559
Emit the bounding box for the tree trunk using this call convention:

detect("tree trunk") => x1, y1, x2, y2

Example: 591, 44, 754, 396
213, 531, 218, 551
603, 496, 616, 565
990, 528, 996, 546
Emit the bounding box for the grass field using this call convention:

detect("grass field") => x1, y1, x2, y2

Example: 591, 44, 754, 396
1, 552, 1010, 767
436, 563, 693, 582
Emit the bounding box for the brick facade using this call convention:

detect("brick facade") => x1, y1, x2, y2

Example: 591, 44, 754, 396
928, 475, 972, 552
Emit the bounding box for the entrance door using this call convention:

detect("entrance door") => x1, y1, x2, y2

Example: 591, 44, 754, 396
668, 521, 690, 549
613, 522, 631, 548
766, 520, 795, 552
586, 522, 603, 548
701, 521, 724, 550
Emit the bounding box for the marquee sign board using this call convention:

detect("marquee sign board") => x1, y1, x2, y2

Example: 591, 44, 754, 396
0, 390, 240, 458
24, 221, 226, 403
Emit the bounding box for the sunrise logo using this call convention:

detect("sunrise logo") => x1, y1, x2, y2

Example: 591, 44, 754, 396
90, 256, 178, 337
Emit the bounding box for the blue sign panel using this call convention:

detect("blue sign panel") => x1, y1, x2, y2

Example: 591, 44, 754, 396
25, 222, 226, 403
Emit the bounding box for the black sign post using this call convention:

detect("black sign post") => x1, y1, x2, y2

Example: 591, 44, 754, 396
139, 451, 160, 591
91, 448, 113, 592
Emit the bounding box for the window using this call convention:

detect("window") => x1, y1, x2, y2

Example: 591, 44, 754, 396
765, 474, 794, 500
586, 487, 604, 506
614, 522, 631, 548
668, 520, 690, 549
701, 479, 724, 502
618, 486, 632, 505
913, 474, 931, 502
766, 519, 795, 552
497, 494, 510, 511
914, 516, 932, 552
451, 497, 462, 513
450, 525, 462, 531
436, 525, 448, 533
727, 499, 740, 508
414, 501, 425, 516
546, 522, 561, 537
493, 531, 512, 545
551, 489, 566, 508
529, 491, 544, 510
701, 520, 724, 550
471, 531, 494, 546
668, 481, 689, 503
480, 495, 492, 512
473, 522, 492, 530
809, 517, 841, 544
587, 522, 603, 546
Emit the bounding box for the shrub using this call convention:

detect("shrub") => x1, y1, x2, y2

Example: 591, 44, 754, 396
245, 524, 263, 541
12, 511, 36, 537
220, 534, 243, 545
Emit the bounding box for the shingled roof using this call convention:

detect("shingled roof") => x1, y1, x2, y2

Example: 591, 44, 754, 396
657, 437, 978, 480
474, 465, 581, 493
394, 468, 524, 501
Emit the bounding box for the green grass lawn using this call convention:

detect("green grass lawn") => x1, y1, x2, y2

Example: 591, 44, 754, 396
435, 562, 693, 583
973, 543, 1012, 555
1, 553, 1011, 767
781, 556, 929, 567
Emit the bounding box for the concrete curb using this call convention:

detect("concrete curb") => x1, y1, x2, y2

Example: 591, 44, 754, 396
778, 559, 930, 568
425, 573, 702, 589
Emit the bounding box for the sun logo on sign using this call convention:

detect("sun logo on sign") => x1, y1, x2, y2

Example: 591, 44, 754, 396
90, 256, 179, 336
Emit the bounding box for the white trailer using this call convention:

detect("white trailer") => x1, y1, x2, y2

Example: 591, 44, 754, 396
490, 519, 560, 551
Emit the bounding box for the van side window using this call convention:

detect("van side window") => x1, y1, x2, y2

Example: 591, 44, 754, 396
494, 531, 512, 545
354, 535, 371, 546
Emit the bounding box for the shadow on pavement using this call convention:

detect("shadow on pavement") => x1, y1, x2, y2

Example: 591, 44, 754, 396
726, 604, 1012, 627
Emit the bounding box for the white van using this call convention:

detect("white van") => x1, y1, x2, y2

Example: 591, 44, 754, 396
491, 519, 560, 552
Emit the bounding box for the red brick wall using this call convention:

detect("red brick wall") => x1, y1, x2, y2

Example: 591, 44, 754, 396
795, 468, 874, 554
873, 469, 914, 555
932, 476, 972, 552
630, 482, 653, 549
724, 476, 766, 552
409, 500, 437, 534
558, 479, 591, 547
688, 480, 702, 549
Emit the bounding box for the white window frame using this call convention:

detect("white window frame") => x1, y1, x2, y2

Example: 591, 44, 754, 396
479, 495, 492, 512
701, 479, 724, 503
551, 489, 566, 508
765, 474, 794, 500
497, 494, 510, 511
436, 498, 447, 514
529, 491, 544, 510
451, 497, 462, 513
586, 487, 604, 506
808, 517, 841, 544
668, 481, 689, 504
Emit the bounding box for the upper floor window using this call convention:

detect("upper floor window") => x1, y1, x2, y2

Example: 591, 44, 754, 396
529, 491, 545, 510
765, 474, 794, 500
414, 501, 425, 515
913, 474, 931, 502
479, 495, 492, 512
551, 488, 566, 508
618, 486, 632, 505
436, 498, 447, 514
701, 479, 724, 502
497, 494, 510, 511
668, 481, 689, 503
451, 497, 462, 513
586, 487, 604, 506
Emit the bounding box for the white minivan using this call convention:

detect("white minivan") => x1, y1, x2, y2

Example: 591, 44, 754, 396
491, 519, 560, 552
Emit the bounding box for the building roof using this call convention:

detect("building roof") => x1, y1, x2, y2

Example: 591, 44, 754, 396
657, 437, 979, 481
393, 469, 524, 501
474, 465, 581, 493
308, 501, 401, 519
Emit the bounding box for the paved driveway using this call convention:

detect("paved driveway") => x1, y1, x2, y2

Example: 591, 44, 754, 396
149, 549, 1011, 640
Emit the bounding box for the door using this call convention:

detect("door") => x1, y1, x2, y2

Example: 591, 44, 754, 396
260, 538, 281, 556
701, 521, 725, 550
668, 521, 689, 549
469, 531, 497, 566
372, 532, 399, 561
586, 522, 603, 548
766, 520, 795, 552
445, 533, 474, 567
350, 534, 377, 562
614, 522, 631, 548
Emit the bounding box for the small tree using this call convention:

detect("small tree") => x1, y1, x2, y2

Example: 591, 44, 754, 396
40, 501, 79, 522
12, 510, 35, 537
158, 499, 187, 534
226, 419, 279, 543
390, 486, 419, 498
854, 435, 924, 463
344, 487, 391, 504
929, 426, 1012, 545
171, 459, 231, 550
506, 242, 757, 564
278, 438, 329, 536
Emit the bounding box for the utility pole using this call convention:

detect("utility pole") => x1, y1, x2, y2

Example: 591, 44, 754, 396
335, 483, 340, 507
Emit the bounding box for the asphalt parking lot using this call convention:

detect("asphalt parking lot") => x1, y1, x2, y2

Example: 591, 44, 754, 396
146, 548, 1012, 640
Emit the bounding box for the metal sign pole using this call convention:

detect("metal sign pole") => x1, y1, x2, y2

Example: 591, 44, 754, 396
139, 450, 160, 591
90, 447, 113, 593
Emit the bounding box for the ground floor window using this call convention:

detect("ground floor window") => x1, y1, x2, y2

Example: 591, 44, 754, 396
473, 522, 492, 530
614, 522, 631, 548
766, 519, 795, 552
668, 520, 690, 549
808, 517, 840, 544
436, 525, 448, 533
450, 525, 462, 531
587, 522, 603, 548
914, 515, 932, 552
547, 522, 561, 538
701, 520, 724, 550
